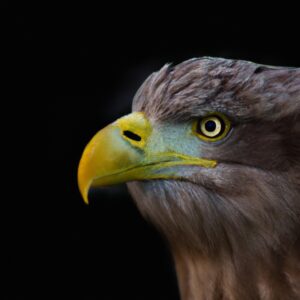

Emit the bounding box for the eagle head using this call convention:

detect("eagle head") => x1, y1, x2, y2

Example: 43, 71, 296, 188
78, 58, 300, 299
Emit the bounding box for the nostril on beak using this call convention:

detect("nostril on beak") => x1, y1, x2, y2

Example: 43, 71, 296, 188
123, 130, 142, 141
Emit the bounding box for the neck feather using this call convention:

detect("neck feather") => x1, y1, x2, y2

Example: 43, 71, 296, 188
173, 240, 300, 300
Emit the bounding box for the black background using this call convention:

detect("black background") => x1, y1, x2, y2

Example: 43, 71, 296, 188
11, 6, 299, 300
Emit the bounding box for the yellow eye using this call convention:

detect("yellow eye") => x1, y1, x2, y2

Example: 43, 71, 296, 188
194, 113, 231, 142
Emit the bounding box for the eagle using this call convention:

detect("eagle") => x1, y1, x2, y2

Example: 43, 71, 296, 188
78, 57, 300, 299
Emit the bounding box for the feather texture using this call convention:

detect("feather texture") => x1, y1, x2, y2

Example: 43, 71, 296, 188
128, 57, 300, 299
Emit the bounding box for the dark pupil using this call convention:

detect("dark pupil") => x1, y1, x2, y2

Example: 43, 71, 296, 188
205, 120, 216, 132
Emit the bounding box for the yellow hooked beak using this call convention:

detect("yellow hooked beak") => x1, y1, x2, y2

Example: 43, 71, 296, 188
78, 112, 217, 204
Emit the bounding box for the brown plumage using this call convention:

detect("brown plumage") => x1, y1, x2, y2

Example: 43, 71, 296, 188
127, 58, 300, 299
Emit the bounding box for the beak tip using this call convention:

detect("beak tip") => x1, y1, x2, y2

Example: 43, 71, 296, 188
83, 193, 89, 205
78, 158, 91, 205
78, 183, 90, 205
78, 172, 91, 205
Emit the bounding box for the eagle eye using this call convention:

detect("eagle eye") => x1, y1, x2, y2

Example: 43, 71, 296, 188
194, 113, 231, 142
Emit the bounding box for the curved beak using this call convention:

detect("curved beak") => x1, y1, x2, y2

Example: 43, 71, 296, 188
78, 112, 216, 204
